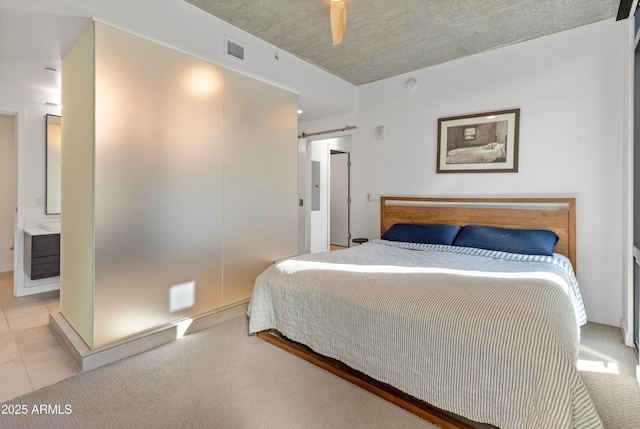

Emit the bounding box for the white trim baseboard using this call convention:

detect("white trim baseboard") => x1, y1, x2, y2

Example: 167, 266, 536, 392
620, 317, 635, 347
50, 299, 250, 372
587, 310, 622, 329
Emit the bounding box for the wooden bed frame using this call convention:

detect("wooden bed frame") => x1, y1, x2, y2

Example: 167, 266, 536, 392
257, 330, 477, 429
259, 196, 577, 429
381, 196, 576, 272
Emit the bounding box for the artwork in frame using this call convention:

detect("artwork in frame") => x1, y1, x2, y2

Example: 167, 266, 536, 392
436, 108, 520, 173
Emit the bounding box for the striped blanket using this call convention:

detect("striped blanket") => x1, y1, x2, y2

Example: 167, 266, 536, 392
248, 241, 602, 429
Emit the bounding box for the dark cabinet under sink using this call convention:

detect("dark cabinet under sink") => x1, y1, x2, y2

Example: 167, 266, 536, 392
24, 231, 60, 280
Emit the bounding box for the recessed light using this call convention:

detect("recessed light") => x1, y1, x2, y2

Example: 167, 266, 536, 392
297, 109, 303, 114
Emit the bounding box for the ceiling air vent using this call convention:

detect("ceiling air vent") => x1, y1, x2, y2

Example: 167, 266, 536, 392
225, 36, 245, 62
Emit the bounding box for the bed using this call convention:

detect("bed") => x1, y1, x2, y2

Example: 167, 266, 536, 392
446, 142, 506, 164
248, 197, 602, 429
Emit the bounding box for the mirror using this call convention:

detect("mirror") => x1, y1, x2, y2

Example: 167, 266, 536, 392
46, 114, 61, 215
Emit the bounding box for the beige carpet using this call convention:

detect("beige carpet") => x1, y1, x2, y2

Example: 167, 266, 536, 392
578, 323, 640, 429
0, 317, 638, 429
0, 316, 439, 429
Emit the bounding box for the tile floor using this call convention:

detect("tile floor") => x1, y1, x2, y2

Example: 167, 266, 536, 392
0, 271, 79, 403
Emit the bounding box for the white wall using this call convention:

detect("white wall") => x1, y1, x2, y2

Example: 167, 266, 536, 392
310, 140, 329, 253
300, 19, 628, 327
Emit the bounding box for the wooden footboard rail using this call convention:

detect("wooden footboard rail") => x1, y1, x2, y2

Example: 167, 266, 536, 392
257, 330, 479, 429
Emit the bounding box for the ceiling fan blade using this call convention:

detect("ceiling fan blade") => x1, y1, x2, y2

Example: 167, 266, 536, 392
330, 1, 346, 45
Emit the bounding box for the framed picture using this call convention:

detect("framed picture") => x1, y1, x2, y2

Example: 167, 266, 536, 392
437, 108, 520, 173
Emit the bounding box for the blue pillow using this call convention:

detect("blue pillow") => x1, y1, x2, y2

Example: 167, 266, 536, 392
452, 225, 559, 256
381, 223, 461, 245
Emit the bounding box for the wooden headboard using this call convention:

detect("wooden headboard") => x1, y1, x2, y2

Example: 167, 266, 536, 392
380, 197, 577, 271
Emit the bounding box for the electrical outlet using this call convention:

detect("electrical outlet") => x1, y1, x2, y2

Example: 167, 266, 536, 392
35, 197, 43, 207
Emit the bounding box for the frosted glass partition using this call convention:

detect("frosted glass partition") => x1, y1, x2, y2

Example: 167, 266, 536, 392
93, 24, 224, 347
60, 23, 96, 346
60, 22, 298, 349
222, 70, 298, 305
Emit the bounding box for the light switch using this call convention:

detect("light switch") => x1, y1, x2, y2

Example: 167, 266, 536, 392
311, 161, 320, 211
375, 126, 385, 140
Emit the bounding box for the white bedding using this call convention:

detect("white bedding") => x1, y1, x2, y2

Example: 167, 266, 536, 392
446, 142, 506, 164
248, 241, 602, 429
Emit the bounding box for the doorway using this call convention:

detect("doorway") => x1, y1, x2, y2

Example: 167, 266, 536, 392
634, 39, 640, 351
302, 135, 352, 253
330, 150, 350, 248
0, 113, 17, 274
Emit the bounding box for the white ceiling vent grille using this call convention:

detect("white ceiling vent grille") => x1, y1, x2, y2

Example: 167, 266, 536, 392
225, 36, 245, 62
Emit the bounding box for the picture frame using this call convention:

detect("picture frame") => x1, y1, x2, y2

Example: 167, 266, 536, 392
436, 108, 520, 173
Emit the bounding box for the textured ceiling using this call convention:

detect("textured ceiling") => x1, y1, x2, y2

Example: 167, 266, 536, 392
185, 0, 620, 86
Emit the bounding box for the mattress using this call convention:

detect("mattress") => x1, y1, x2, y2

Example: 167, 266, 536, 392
248, 240, 602, 429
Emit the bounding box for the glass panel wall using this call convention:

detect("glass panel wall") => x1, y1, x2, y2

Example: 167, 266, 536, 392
93, 23, 224, 347
222, 70, 298, 305
61, 23, 297, 349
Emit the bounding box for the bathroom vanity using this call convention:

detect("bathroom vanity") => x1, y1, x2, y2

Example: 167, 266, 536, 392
24, 223, 60, 280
